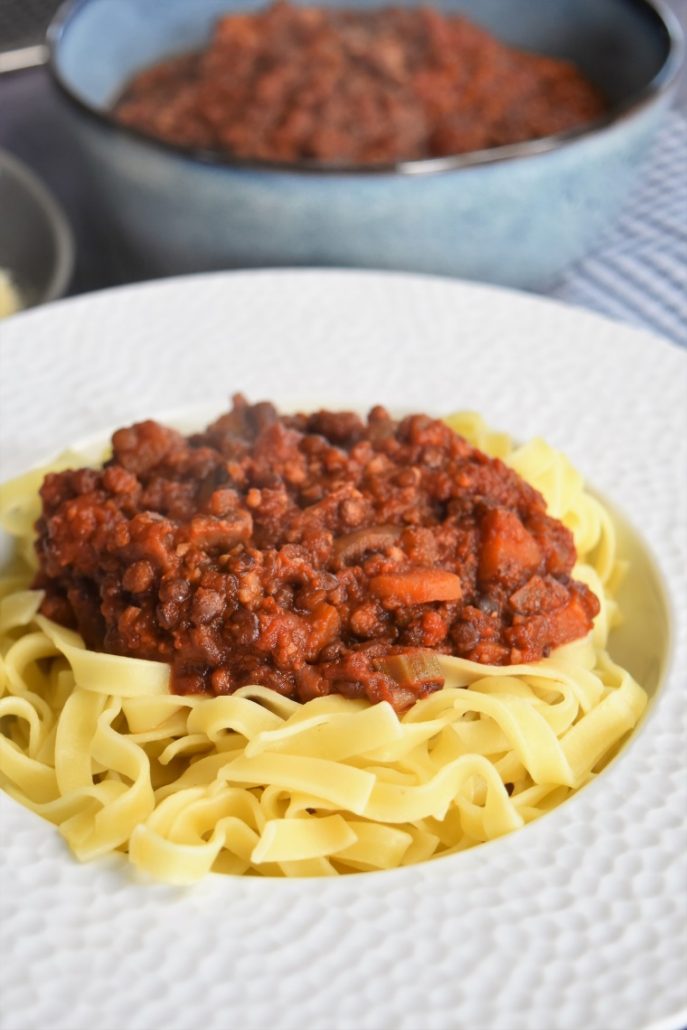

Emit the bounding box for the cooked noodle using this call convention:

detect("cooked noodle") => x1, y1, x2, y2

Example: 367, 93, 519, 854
0, 413, 647, 881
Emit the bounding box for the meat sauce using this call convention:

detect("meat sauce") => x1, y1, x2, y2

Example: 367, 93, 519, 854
113, 2, 606, 165
35, 398, 600, 712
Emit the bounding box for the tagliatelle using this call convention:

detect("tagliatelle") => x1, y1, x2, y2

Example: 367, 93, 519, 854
0, 413, 647, 882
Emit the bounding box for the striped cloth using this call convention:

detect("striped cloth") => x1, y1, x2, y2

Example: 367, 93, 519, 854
550, 110, 687, 347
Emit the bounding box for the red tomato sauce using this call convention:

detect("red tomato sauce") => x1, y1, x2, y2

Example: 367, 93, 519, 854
113, 2, 606, 165
35, 397, 599, 711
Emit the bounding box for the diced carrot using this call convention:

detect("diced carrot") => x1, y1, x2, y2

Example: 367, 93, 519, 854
478, 508, 541, 587
547, 593, 595, 643
370, 568, 462, 605
306, 602, 341, 657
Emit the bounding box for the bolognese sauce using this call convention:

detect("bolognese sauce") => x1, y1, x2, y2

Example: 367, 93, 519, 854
35, 397, 599, 712
113, 3, 606, 165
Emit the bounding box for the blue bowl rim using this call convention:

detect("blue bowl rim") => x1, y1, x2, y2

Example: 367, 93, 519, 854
47, 0, 685, 177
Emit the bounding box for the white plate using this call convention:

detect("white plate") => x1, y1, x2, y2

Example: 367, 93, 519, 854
1, 270, 685, 1030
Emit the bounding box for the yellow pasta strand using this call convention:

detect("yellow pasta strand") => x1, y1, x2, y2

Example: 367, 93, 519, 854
252, 815, 358, 864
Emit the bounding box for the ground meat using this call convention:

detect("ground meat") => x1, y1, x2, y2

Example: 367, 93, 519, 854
34, 396, 600, 711
113, 2, 607, 165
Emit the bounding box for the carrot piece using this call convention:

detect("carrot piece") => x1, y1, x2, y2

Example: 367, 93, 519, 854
369, 569, 462, 605
478, 508, 541, 587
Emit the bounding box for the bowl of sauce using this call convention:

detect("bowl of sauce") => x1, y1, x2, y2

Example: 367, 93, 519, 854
48, 0, 683, 287
111, 4, 608, 166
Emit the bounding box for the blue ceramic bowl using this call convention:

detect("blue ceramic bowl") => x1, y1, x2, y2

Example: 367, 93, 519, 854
49, 0, 683, 288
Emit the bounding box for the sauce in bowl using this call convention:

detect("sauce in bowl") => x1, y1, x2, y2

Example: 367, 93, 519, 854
113, 2, 607, 165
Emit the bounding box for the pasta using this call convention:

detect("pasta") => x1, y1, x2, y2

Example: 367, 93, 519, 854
0, 269, 21, 320
0, 413, 647, 882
